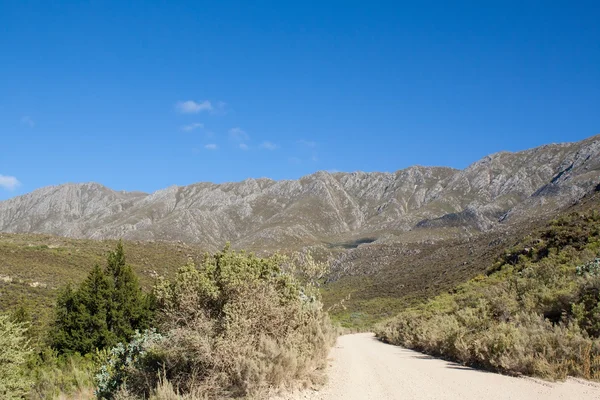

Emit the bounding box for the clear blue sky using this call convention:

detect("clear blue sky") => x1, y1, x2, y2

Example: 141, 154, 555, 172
1, 1, 599, 199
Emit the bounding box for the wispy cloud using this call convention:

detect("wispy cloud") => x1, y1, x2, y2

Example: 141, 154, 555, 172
288, 154, 318, 165
260, 141, 279, 150
21, 116, 35, 127
297, 139, 317, 148
204, 144, 218, 150
181, 122, 204, 132
212, 101, 228, 115
229, 127, 249, 142
0, 175, 21, 191
175, 100, 213, 114
239, 143, 249, 150
175, 100, 227, 115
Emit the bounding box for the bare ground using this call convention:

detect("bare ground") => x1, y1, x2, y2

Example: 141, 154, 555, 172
274, 333, 600, 400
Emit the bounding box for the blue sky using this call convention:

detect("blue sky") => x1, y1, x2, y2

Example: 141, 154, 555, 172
1, 1, 599, 200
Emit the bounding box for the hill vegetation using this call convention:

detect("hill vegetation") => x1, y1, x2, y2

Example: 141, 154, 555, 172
0, 234, 203, 331
377, 204, 600, 380
1, 243, 334, 399
1, 136, 599, 396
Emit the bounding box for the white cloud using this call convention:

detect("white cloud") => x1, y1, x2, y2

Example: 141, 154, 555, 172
239, 143, 249, 150
204, 144, 218, 150
260, 141, 279, 150
175, 100, 213, 114
181, 122, 204, 131
0, 175, 21, 191
229, 127, 249, 142
297, 139, 317, 148
21, 116, 35, 127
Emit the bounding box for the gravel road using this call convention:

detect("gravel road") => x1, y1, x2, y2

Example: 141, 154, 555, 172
275, 333, 600, 400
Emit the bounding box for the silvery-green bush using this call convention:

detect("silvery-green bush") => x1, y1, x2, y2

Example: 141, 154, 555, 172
95, 329, 163, 399
576, 257, 600, 276
0, 314, 33, 399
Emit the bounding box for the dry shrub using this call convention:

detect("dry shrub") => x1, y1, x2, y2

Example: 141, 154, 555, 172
122, 246, 335, 398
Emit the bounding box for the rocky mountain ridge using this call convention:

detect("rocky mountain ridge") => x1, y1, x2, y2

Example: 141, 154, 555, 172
1, 135, 599, 249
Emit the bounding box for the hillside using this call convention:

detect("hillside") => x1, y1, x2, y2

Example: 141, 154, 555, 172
1, 135, 599, 251
376, 189, 600, 380
1, 135, 600, 329
0, 235, 204, 322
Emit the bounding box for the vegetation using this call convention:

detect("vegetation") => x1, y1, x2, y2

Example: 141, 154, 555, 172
0, 233, 203, 327
3, 196, 599, 396
0, 314, 33, 399
377, 210, 600, 380
27, 349, 96, 400
97, 247, 335, 398
0, 242, 334, 399
50, 241, 155, 355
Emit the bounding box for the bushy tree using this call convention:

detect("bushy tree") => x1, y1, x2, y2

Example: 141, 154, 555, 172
0, 314, 33, 399
107, 246, 335, 398
105, 241, 155, 343
51, 241, 154, 355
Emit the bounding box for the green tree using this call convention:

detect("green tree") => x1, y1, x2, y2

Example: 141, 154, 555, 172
105, 241, 153, 341
50, 241, 154, 355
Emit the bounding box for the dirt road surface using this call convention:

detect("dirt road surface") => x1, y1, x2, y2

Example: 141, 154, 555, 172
276, 333, 600, 400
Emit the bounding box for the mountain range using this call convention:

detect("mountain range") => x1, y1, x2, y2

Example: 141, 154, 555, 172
1, 135, 599, 250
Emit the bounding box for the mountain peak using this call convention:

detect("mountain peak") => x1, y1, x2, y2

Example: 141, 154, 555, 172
1, 135, 599, 249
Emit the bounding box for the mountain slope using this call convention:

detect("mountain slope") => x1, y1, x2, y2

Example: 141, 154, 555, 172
1, 135, 599, 249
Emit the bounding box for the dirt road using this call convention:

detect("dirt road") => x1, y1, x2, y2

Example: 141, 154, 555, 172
278, 333, 600, 400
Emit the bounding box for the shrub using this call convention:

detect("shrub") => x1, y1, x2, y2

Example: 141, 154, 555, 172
0, 314, 33, 399
577, 258, 600, 276
108, 246, 335, 398
95, 329, 164, 399
376, 210, 600, 381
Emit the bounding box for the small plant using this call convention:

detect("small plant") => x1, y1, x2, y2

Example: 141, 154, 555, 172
576, 257, 600, 276
95, 329, 163, 399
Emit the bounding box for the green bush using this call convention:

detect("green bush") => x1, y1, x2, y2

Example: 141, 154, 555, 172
0, 314, 33, 399
377, 210, 600, 381
109, 247, 336, 398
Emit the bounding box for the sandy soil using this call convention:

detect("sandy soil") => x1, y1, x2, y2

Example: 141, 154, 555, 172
274, 333, 600, 400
